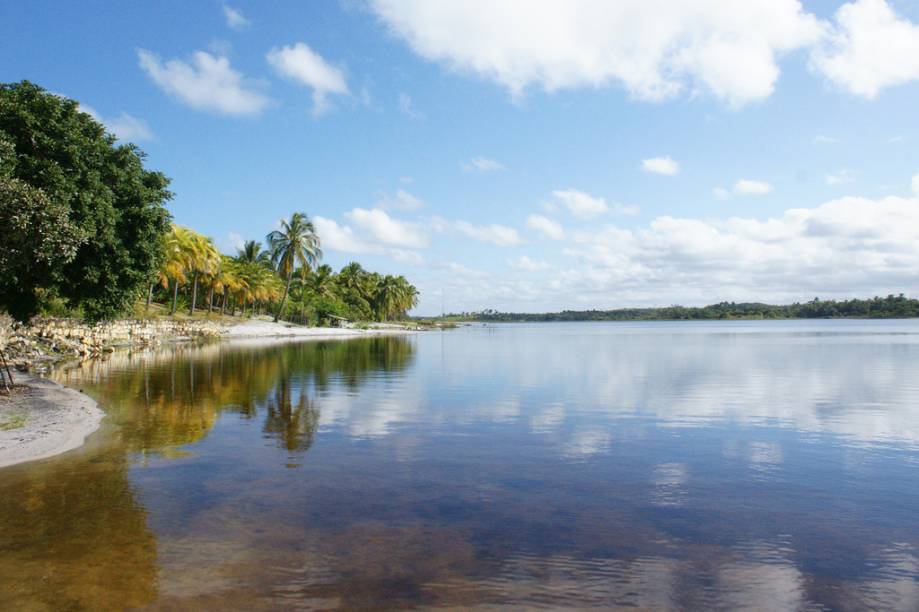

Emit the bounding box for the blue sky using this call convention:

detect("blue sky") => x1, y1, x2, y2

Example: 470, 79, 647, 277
3, 0, 919, 314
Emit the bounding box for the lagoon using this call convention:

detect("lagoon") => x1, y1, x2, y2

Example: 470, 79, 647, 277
2, 321, 919, 609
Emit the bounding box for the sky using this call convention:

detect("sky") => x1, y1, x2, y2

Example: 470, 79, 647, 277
3, 0, 919, 315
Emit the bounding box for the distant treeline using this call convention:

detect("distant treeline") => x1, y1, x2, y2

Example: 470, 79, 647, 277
442, 295, 919, 322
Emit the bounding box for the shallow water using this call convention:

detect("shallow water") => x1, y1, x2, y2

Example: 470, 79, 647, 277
2, 321, 919, 609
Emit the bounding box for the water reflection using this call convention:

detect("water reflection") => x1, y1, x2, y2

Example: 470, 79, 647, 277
1, 322, 918, 609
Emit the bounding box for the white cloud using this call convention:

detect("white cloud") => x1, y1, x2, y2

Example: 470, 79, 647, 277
508, 255, 550, 271
552, 189, 608, 218
222, 5, 250, 30
454, 220, 523, 247
345, 207, 428, 248
813, 134, 840, 144
558, 189, 919, 306
551, 189, 639, 218
811, 0, 919, 98
138, 49, 270, 115
826, 169, 854, 186
377, 188, 424, 211
462, 156, 505, 172
912, 173, 919, 196
397, 92, 423, 118
369, 0, 823, 107
734, 179, 774, 195
526, 214, 565, 240
266, 42, 349, 116
79, 104, 154, 142
314, 216, 381, 254
642, 156, 680, 176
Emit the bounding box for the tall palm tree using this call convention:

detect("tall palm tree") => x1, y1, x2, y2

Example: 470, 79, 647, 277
186, 233, 221, 316
266, 213, 322, 322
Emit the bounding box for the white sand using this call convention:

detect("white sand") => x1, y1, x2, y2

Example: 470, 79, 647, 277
221, 319, 413, 338
0, 374, 104, 469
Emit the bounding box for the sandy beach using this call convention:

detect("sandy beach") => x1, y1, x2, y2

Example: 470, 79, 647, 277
221, 319, 415, 338
0, 374, 104, 469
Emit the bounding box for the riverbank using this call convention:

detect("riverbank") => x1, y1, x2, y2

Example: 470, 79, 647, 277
0, 373, 104, 469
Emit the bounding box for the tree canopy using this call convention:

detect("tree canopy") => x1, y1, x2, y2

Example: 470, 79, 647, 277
0, 81, 172, 321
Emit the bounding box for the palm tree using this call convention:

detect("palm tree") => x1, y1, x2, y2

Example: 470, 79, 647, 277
266, 213, 322, 322
160, 225, 194, 314
186, 233, 221, 316
236, 240, 271, 267
306, 264, 336, 299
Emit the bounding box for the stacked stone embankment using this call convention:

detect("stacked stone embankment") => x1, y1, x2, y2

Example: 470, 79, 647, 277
0, 316, 223, 370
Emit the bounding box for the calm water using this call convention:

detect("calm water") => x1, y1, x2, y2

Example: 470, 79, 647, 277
2, 321, 919, 610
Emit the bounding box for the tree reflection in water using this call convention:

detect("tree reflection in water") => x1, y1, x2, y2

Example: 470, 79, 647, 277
0, 336, 416, 608
55, 335, 415, 457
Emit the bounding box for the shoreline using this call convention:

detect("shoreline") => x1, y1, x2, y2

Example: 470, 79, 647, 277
0, 318, 416, 469
0, 373, 104, 469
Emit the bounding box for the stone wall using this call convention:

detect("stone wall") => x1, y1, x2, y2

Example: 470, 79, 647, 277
0, 317, 225, 369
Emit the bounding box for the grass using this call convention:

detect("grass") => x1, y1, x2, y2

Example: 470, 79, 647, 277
0, 413, 27, 431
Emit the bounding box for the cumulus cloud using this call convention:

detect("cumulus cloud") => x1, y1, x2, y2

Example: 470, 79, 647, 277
558, 187, 919, 306
526, 214, 565, 240
377, 189, 424, 211
266, 42, 349, 116
222, 5, 250, 30
314, 212, 426, 266
414, 177, 919, 313
79, 104, 154, 142
313, 216, 381, 254
462, 156, 505, 172
811, 0, 919, 98
552, 189, 638, 218
454, 220, 523, 247
138, 49, 270, 115
642, 156, 680, 176
345, 208, 428, 248
369, 0, 823, 107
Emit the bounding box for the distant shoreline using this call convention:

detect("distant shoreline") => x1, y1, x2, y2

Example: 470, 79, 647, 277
432, 295, 919, 323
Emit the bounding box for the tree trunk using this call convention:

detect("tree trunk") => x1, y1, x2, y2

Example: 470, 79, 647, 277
221, 294, 227, 316
207, 284, 215, 314
145, 283, 154, 312
275, 269, 293, 322
189, 272, 199, 316
171, 280, 180, 314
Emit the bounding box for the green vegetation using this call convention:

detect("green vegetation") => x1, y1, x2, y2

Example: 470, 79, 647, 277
443, 295, 919, 322
0, 81, 419, 325
0, 81, 171, 321
148, 222, 418, 325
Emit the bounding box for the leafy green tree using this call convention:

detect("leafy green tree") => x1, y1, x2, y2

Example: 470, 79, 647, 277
266, 212, 322, 322
0, 178, 85, 320
0, 81, 172, 321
